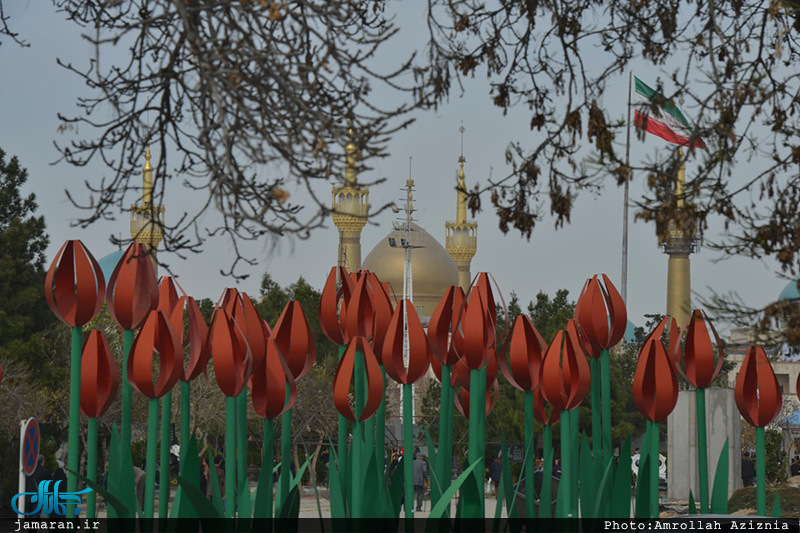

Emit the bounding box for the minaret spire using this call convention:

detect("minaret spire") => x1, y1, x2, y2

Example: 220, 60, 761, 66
332, 121, 369, 273
143, 144, 154, 207
664, 147, 696, 327
446, 122, 478, 292
130, 143, 166, 271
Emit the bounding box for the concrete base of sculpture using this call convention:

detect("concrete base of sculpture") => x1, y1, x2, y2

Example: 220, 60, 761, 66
667, 388, 742, 501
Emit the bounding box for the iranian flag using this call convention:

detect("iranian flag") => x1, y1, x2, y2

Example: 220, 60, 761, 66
633, 77, 706, 149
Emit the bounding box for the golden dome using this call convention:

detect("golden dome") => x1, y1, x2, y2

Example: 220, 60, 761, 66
361, 222, 459, 317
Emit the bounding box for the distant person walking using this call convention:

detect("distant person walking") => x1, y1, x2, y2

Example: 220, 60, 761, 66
413, 452, 429, 512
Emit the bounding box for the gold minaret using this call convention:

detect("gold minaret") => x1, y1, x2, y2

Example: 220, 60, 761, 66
446, 124, 478, 292
331, 124, 369, 273
664, 148, 695, 327
130, 145, 165, 267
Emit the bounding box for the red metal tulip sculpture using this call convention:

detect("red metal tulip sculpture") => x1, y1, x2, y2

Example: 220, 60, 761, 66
319, 266, 354, 457
674, 309, 725, 514
271, 300, 316, 517
735, 345, 782, 515
427, 285, 466, 509
332, 336, 384, 518
155, 276, 209, 518
44, 240, 105, 511
128, 309, 182, 517
540, 319, 591, 517
215, 288, 264, 517
80, 330, 120, 518
632, 317, 679, 518
105, 242, 158, 452
209, 305, 253, 517
383, 299, 431, 519
452, 273, 502, 518
574, 274, 627, 463
499, 315, 546, 518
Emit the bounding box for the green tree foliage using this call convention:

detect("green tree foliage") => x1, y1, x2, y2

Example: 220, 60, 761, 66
528, 289, 575, 344
765, 428, 789, 484
257, 273, 337, 360
0, 148, 55, 376
0, 149, 70, 516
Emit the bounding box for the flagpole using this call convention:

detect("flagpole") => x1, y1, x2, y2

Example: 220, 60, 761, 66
622, 71, 632, 303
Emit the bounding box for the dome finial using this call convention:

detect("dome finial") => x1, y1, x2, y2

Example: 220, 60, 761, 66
142, 143, 153, 207
345, 119, 357, 188
456, 123, 467, 222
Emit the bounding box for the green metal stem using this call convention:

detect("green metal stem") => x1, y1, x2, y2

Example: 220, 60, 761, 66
443, 364, 454, 511
180, 380, 190, 454
434, 364, 452, 515
591, 358, 601, 462
463, 370, 486, 518
403, 383, 413, 520
540, 422, 554, 519
263, 418, 275, 519
225, 396, 237, 518
756, 426, 765, 515
336, 345, 347, 464
172, 380, 190, 518
560, 409, 572, 517
237, 390, 248, 510
524, 390, 535, 520
159, 391, 172, 517
67, 326, 82, 517
649, 420, 659, 518
352, 350, 365, 518
477, 364, 487, 514
601, 348, 612, 461
278, 386, 292, 516
86, 417, 98, 518
376, 365, 387, 489
144, 397, 159, 518
695, 387, 709, 514
121, 329, 135, 453
570, 407, 579, 518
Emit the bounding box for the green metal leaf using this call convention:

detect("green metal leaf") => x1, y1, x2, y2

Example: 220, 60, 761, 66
105, 424, 137, 518
207, 450, 224, 516
175, 475, 222, 519
710, 438, 729, 514
71, 469, 131, 519
591, 455, 615, 520
634, 454, 651, 519
609, 437, 632, 518
688, 490, 697, 515
238, 477, 252, 519
772, 493, 781, 517
580, 431, 595, 519
252, 457, 273, 519
429, 458, 482, 520
327, 444, 347, 519
277, 485, 300, 520
388, 455, 405, 518
359, 452, 379, 517
171, 434, 200, 518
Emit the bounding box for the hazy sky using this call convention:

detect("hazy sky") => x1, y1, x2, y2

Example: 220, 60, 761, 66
0, 2, 790, 335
